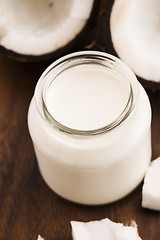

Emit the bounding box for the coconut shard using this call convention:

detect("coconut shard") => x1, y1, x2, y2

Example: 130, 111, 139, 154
0, 0, 95, 61
110, 0, 160, 86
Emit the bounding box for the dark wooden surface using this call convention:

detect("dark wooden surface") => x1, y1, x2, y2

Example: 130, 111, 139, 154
0, 0, 160, 239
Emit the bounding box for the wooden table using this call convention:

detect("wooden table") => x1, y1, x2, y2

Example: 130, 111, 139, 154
0, 1, 160, 239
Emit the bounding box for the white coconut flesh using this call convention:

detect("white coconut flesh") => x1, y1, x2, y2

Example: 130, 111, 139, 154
110, 0, 160, 82
142, 157, 160, 211
71, 218, 142, 240
37, 236, 44, 240
0, 0, 94, 56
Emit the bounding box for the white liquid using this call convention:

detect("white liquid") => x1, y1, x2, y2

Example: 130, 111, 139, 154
28, 59, 152, 205
45, 64, 129, 130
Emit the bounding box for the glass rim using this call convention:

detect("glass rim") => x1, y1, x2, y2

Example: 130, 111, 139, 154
35, 51, 138, 136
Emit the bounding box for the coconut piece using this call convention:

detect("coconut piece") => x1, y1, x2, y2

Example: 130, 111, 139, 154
110, 0, 160, 83
37, 235, 44, 240
71, 218, 142, 240
0, 0, 94, 57
142, 157, 160, 210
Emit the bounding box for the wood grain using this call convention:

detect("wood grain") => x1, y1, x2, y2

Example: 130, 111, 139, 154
0, 1, 160, 239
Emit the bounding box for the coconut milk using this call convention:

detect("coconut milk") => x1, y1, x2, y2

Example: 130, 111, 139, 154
45, 64, 129, 130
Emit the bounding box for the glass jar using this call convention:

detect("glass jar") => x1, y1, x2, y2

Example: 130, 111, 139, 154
28, 51, 152, 205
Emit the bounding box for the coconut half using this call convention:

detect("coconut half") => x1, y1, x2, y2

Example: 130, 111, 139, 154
0, 0, 94, 59
110, 0, 160, 83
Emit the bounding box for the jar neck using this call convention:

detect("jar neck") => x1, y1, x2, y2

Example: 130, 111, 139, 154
35, 51, 138, 136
